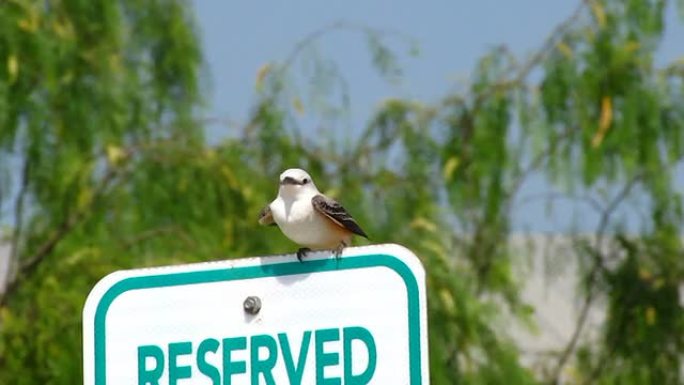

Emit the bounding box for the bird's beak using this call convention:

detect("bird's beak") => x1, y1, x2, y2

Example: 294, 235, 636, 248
280, 176, 301, 186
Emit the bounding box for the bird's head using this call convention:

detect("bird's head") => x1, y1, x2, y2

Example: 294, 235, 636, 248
278, 168, 319, 199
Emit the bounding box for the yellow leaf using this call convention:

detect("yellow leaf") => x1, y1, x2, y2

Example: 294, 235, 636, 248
18, 18, 37, 32
255, 63, 271, 91
439, 289, 456, 314
220, 166, 238, 188
589, 0, 606, 28
65, 247, 96, 266
109, 54, 122, 72
242, 185, 253, 199
582, 26, 596, 43
652, 278, 665, 289
325, 188, 339, 199
223, 220, 234, 246
292, 97, 304, 115
556, 42, 573, 58
106, 145, 126, 165
645, 306, 656, 326
17, 6, 40, 33
564, 365, 580, 382
410, 217, 438, 233
0, 307, 11, 322
52, 19, 74, 40
624, 41, 640, 54
443, 156, 460, 182
421, 240, 448, 264
7, 55, 18, 83
591, 96, 613, 148
77, 188, 93, 210
638, 267, 652, 281
204, 148, 217, 161
60, 71, 74, 85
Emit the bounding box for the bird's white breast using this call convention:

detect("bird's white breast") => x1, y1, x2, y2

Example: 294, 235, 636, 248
269, 196, 343, 248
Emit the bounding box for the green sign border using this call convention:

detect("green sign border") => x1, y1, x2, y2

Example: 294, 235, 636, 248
92, 253, 423, 384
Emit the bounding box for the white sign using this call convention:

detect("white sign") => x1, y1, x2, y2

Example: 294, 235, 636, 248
83, 244, 428, 385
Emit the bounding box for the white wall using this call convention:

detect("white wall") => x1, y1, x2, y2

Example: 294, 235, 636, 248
509, 235, 605, 380
0, 242, 10, 296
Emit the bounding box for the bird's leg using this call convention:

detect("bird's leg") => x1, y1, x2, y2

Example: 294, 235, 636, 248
296, 247, 311, 262
333, 242, 346, 259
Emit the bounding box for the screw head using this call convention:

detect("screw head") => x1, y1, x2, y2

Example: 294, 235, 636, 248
243, 296, 262, 315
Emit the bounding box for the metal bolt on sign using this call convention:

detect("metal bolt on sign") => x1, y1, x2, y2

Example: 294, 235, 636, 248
243, 296, 262, 315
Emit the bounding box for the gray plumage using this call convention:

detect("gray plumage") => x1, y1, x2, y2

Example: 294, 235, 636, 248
258, 205, 275, 226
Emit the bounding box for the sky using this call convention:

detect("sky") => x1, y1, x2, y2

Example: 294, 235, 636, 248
191, 1, 684, 232
193, 1, 579, 137
191, 1, 683, 135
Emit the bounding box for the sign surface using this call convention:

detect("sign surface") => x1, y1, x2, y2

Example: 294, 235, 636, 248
83, 244, 428, 385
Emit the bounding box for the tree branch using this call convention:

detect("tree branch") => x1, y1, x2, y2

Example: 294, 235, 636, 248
515, 191, 604, 214
0, 136, 195, 305
281, 20, 415, 73
549, 173, 642, 385
0, 164, 122, 306
2, 156, 31, 296
471, 0, 587, 111
513, 0, 587, 83
121, 225, 194, 250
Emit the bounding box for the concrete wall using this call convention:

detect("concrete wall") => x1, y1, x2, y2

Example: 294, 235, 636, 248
0, 242, 9, 295
509, 235, 605, 378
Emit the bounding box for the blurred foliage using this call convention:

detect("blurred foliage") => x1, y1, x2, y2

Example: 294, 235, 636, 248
1, 0, 684, 384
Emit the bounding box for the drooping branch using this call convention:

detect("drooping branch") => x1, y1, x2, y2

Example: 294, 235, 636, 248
281, 20, 416, 73
513, 0, 588, 82
0, 159, 125, 306
121, 225, 194, 250
2, 156, 31, 297
0, 136, 198, 305
471, 0, 588, 112
516, 191, 604, 214
549, 173, 642, 385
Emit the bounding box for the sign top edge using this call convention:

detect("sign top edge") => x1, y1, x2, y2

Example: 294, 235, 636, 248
82, 243, 424, 317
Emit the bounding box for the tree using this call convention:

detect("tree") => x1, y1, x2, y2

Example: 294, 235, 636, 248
0, 0, 203, 382
250, 1, 684, 383
1, 0, 683, 384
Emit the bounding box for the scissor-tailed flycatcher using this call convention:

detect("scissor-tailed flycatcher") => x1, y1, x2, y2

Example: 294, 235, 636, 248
258, 168, 368, 260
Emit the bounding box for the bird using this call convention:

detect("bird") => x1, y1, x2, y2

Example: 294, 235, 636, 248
258, 168, 368, 261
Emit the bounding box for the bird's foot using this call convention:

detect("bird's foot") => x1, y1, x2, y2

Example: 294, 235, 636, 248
296, 247, 311, 262
333, 243, 346, 259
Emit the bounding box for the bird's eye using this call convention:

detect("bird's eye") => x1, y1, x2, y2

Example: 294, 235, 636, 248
303, 178, 309, 184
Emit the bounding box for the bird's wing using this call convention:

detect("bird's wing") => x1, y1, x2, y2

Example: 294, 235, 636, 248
258, 205, 276, 226
311, 194, 368, 238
